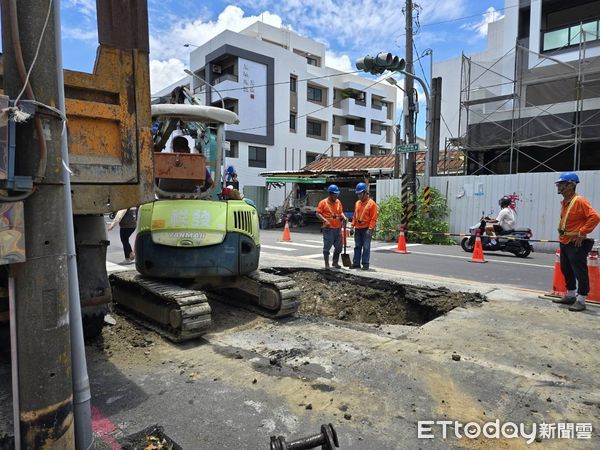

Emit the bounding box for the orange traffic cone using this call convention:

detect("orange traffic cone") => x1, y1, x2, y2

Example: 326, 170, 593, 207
281, 218, 291, 241
539, 248, 567, 301
550, 249, 567, 296
469, 231, 487, 263
587, 250, 600, 305
396, 226, 409, 254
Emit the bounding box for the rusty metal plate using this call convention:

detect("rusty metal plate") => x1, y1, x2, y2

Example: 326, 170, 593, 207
0, 201, 26, 264
154, 153, 206, 181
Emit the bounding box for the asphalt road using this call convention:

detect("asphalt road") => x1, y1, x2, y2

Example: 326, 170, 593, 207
106, 224, 556, 292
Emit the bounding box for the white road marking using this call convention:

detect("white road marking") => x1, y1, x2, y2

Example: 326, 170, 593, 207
373, 243, 421, 250
299, 253, 325, 259
279, 242, 323, 248
404, 250, 553, 269
106, 261, 133, 274
260, 244, 296, 252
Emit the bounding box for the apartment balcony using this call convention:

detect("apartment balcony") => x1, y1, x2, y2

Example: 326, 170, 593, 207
369, 103, 388, 122
339, 98, 367, 118
340, 125, 391, 148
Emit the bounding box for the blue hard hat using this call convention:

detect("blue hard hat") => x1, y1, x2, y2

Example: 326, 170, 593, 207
355, 182, 368, 194
227, 165, 235, 175
327, 184, 340, 194
556, 172, 579, 184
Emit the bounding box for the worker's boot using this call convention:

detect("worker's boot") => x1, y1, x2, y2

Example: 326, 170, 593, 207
332, 253, 341, 268
323, 255, 330, 269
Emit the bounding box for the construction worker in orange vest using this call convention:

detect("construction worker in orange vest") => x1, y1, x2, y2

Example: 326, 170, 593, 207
351, 182, 378, 270
316, 184, 348, 269
553, 172, 600, 311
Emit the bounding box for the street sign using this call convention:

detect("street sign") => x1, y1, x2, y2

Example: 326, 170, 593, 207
396, 143, 419, 153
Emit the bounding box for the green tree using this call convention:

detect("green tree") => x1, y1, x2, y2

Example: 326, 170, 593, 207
375, 187, 453, 244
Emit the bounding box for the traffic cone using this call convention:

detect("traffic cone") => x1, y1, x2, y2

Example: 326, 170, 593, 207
550, 249, 567, 296
539, 248, 567, 301
396, 226, 409, 254
281, 218, 291, 241
587, 250, 600, 305
469, 230, 487, 263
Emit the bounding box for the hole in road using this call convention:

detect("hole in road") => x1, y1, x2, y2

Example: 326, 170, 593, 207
265, 268, 486, 326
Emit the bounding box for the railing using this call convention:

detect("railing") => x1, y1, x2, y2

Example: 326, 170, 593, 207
213, 73, 238, 84
372, 103, 383, 110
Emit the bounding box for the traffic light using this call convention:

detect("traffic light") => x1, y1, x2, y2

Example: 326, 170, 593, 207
356, 52, 406, 74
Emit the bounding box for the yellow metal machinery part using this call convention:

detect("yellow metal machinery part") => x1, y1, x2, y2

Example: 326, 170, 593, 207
0, 0, 155, 214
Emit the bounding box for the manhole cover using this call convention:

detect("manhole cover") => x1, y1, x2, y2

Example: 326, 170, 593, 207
268, 268, 485, 326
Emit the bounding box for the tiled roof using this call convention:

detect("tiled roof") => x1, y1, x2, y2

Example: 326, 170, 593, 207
305, 155, 394, 172
304, 152, 465, 174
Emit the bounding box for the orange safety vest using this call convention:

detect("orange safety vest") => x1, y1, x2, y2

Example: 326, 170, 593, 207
317, 198, 344, 228
353, 198, 377, 230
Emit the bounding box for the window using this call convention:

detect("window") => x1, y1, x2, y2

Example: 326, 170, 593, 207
226, 141, 239, 158
307, 56, 318, 66
305, 152, 319, 164
543, 19, 600, 51
306, 119, 322, 138
307, 86, 322, 103
290, 75, 297, 93
248, 146, 267, 168
290, 113, 296, 132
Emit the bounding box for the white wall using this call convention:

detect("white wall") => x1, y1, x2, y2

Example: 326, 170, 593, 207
428, 171, 600, 253
185, 24, 397, 209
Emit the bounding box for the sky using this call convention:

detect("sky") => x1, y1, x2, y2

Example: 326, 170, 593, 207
54, 1, 506, 135
59, 0, 505, 88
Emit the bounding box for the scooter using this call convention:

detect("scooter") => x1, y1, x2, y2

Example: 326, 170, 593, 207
460, 218, 534, 258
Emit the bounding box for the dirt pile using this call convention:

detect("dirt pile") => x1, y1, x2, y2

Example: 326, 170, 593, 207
88, 313, 160, 362
284, 269, 485, 326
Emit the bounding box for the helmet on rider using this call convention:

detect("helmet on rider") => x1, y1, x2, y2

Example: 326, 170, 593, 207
327, 184, 340, 195
499, 196, 511, 208
355, 182, 368, 194
555, 172, 579, 184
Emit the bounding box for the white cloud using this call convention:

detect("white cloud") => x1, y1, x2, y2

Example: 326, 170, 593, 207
148, 5, 287, 92
64, 0, 96, 17
462, 6, 504, 38
325, 51, 353, 72
150, 58, 187, 93
149, 5, 284, 61
62, 27, 97, 43
238, 0, 468, 50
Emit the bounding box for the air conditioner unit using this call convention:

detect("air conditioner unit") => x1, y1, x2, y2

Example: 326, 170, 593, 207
212, 65, 222, 74
339, 151, 354, 157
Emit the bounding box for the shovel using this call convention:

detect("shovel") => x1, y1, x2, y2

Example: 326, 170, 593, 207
341, 221, 352, 267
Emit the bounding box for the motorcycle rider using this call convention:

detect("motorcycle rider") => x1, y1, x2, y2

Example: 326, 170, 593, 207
485, 196, 515, 245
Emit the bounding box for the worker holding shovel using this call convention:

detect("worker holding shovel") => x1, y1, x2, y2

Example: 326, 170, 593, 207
316, 184, 348, 269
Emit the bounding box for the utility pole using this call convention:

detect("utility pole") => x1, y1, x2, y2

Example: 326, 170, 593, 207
1, 0, 74, 447
404, 0, 417, 196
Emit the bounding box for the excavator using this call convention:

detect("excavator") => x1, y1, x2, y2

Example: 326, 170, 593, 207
109, 101, 300, 342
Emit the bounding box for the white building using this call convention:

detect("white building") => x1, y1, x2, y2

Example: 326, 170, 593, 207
165, 22, 397, 210
434, 0, 600, 174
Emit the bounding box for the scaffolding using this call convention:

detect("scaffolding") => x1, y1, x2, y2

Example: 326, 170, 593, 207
457, 26, 600, 175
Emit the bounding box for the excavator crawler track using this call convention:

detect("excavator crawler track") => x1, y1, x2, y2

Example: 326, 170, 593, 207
215, 269, 301, 318
110, 270, 211, 343
109, 269, 299, 342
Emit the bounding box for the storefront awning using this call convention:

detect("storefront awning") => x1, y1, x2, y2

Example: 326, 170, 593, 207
265, 176, 328, 184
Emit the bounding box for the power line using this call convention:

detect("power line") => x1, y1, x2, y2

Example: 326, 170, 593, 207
234, 77, 390, 133
395, 3, 517, 40
152, 68, 364, 98
413, 40, 455, 139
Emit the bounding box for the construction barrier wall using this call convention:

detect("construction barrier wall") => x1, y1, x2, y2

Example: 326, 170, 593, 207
377, 171, 600, 253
